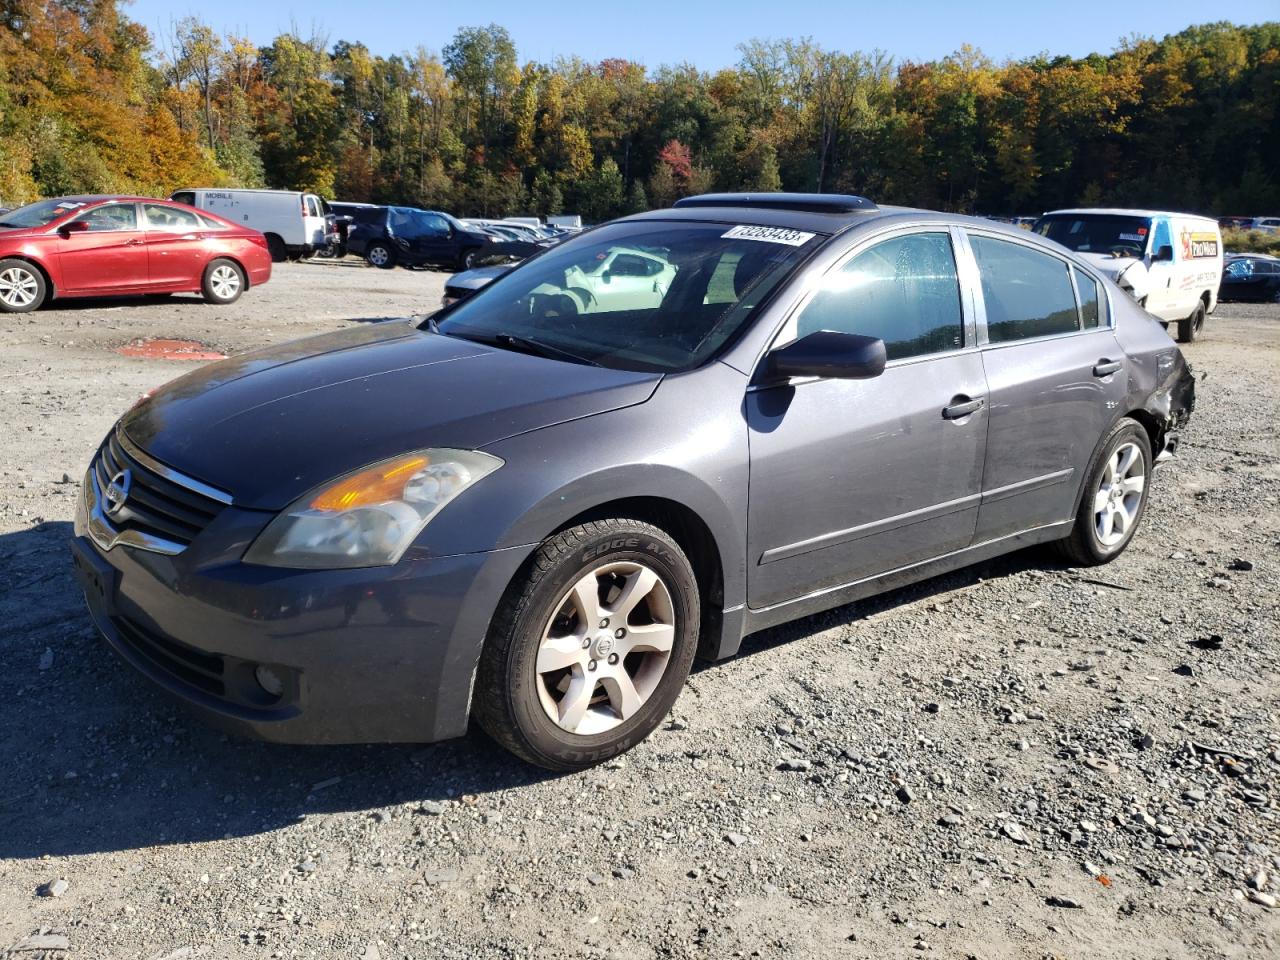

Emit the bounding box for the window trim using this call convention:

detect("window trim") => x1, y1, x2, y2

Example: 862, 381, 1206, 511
956, 227, 1115, 350
762, 223, 977, 377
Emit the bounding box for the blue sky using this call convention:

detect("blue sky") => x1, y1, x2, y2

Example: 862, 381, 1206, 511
126, 0, 1276, 68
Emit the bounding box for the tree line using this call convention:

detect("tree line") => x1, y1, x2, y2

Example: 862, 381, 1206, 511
1, 3, 1277, 219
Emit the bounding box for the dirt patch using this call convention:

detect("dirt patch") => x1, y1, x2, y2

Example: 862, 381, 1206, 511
115, 338, 228, 361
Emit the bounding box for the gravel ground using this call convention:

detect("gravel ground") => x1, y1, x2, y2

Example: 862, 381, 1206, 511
1, 262, 1277, 959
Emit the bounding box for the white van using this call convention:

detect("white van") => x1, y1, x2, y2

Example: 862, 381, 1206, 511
1035, 208, 1223, 342
170, 188, 333, 262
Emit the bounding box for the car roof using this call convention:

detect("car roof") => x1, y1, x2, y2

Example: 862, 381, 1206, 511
1226, 252, 1279, 260
626, 199, 1048, 247
1044, 207, 1218, 222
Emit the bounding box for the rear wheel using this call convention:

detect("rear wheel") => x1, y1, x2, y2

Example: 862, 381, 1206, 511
0, 259, 47, 313
1053, 418, 1152, 566
1177, 301, 1206, 342
458, 248, 480, 271
366, 243, 395, 269
202, 259, 245, 305
473, 519, 700, 770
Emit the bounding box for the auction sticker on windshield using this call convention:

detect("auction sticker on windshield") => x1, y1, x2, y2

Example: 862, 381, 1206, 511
722, 225, 815, 246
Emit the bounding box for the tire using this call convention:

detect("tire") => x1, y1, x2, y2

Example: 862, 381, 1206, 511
458, 248, 479, 271
366, 243, 395, 269
1053, 418, 1153, 566
264, 234, 287, 263
0, 259, 47, 313
1177, 301, 1205, 343
201, 259, 245, 305
473, 519, 700, 771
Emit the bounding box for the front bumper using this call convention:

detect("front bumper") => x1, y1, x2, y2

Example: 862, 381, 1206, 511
71, 500, 531, 745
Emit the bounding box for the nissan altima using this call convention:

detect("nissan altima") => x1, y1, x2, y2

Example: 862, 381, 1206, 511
71, 193, 1194, 770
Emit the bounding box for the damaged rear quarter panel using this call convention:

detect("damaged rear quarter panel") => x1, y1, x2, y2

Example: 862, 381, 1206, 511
1111, 293, 1196, 450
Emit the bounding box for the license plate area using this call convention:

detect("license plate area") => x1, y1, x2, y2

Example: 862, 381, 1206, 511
70, 538, 118, 616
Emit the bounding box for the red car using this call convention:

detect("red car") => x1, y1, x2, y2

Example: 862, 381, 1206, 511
0, 195, 272, 313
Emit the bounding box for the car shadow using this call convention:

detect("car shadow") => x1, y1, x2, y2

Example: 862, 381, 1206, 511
38, 294, 206, 311
0, 522, 1056, 860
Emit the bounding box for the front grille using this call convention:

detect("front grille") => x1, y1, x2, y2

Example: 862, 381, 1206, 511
113, 615, 226, 697
93, 432, 226, 550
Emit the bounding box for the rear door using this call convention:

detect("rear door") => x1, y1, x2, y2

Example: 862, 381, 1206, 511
141, 203, 209, 287
962, 230, 1127, 542
746, 227, 988, 609
56, 202, 149, 294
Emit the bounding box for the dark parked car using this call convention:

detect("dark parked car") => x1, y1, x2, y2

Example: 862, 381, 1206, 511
1220, 253, 1280, 302
71, 193, 1194, 770
0, 195, 271, 312
344, 205, 491, 270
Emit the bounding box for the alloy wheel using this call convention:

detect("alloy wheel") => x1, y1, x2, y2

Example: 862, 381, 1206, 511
1093, 441, 1145, 547
209, 265, 240, 301
0, 267, 39, 308
535, 561, 676, 736
368, 246, 389, 266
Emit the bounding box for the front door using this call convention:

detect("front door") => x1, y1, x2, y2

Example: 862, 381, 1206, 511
56, 203, 149, 294
141, 203, 209, 287
964, 231, 1128, 541
1144, 217, 1180, 321
746, 229, 988, 609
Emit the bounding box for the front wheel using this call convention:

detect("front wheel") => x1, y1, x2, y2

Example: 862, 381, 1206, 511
202, 259, 245, 305
366, 243, 395, 269
1053, 418, 1152, 566
1177, 301, 1205, 343
0, 259, 47, 313
473, 519, 700, 771
458, 248, 479, 271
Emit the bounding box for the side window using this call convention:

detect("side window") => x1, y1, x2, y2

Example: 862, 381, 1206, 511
142, 204, 201, 232
1072, 267, 1103, 329
970, 236, 1080, 343
305, 196, 321, 218
795, 231, 964, 361
1151, 218, 1173, 259
73, 204, 138, 232
420, 213, 450, 237
610, 254, 653, 277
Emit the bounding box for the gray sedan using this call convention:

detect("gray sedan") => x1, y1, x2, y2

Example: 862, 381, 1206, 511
72, 193, 1194, 770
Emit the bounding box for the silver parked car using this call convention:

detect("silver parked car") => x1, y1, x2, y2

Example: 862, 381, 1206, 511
72, 193, 1194, 770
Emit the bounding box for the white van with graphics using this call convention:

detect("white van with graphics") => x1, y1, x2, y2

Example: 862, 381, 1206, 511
171, 188, 332, 263
1034, 208, 1222, 342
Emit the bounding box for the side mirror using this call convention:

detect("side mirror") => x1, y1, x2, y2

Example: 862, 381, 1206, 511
601, 269, 612, 284
61, 220, 91, 235
1153, 244, 1174, 263
767, 330, 887, 381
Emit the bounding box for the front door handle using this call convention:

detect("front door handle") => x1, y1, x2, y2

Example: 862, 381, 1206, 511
1093, 359, 1122, 377
942, 397, 985, 420
125, 238, 144, 246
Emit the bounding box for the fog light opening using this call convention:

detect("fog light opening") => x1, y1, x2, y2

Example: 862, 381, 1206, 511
255, 664, 285, 698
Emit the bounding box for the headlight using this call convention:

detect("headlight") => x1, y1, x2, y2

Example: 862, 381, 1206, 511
243, 449, 503, 569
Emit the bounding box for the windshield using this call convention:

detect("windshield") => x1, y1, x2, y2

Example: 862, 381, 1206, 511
1035, 214, 1152, 257
0, 197, 93, 229
432, 220, 820, 372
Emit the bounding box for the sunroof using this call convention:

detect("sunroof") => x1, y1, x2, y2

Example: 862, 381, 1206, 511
673, 192, 879, 214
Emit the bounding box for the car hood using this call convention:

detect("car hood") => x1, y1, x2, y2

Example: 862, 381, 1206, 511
121, 321, 661, 510
447, 264, 513, 291
1075, 252, 1145, 282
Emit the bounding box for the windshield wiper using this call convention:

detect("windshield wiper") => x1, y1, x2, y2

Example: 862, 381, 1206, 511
446, 328, 601, 367
493, 333, 602, 367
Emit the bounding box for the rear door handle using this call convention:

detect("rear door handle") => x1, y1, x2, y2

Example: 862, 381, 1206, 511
1093, 359, 1122, 377
942, 397, 985, 420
